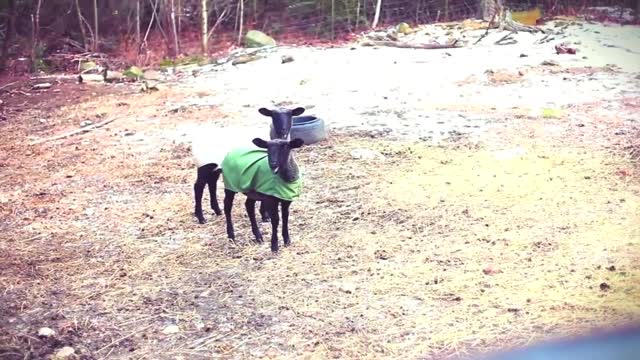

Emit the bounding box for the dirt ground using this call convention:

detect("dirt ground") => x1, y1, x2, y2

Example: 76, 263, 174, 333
2, 21, 640, 360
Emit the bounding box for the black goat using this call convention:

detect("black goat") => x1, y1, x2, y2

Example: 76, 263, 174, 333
192, 106, 304, 224
221, 137, 305, 252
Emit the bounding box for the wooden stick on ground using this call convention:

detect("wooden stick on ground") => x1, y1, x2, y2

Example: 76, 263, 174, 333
0, 81, 19, 92
495, 31, 517, 45
29, 115, 124, 145
474, 11, 499, 45
95, 324, 154, 354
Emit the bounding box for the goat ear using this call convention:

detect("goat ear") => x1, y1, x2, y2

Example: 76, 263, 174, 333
289, 138, 304, 149
258, 108, 272, 117
252, 138, 268, 148
291, 107, 305, 116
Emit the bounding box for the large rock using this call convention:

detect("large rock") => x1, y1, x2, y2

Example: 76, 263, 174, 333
244, 30, 276, 48
396, 22, 412, 35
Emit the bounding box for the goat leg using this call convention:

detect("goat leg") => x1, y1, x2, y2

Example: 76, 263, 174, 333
208, 168, 223, 216
267, 200, 280, 252
194, 169, 207, 224
259, 201, 271, 222
224, 189, 236, 240
245, 198, 263, 243
281, 201, 291, 247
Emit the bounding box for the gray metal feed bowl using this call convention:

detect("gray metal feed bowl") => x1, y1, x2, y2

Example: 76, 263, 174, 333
270, 116, 327, 145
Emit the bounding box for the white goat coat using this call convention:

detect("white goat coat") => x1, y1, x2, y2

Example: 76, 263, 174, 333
191, 125, 269, 168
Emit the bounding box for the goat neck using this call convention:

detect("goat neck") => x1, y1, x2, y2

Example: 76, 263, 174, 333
278, 152, 299, 183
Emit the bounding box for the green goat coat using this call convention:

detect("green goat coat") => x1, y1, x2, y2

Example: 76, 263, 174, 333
221, 147, 302, 201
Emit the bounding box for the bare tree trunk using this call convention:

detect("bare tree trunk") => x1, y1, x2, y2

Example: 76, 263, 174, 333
1, 0, 16, 70
74, 0, 88, 50
170, 0, 180, 56
177, 0, 182, 34
444, 0, 449, 21
147, 0, 171, 54
331, 0, 335, 39
140, 0, 161, 56
253, 0, 257, 24
372, 0, 382, 28
237, 0, 244, 45
201, 0, 208, 54
136, 0, 141, 48
31, 0, 43, 72
207, 7, 229, 41
93, 0, 99, 52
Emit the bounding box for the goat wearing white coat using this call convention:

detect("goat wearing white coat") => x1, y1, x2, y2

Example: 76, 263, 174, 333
191, 107, 305, 224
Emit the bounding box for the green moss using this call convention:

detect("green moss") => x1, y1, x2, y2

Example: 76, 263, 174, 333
159, 58, 175, 68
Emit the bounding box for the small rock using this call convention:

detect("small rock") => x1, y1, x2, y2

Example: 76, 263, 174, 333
350, 148, 384, 160
607, 265, 616, 271
374, 249, 390, 260
85, 208, 94, 216
446, 294, 463, 302
80, 120, 93, 127
338, 282, 356, 294
193, 319, 205, 331
541, 60, 560, 66
483, 265, 501, 275
555, 42, 577, 55
281, 55, 294, 64
162, 324, 180, 334
123, 130, 136, 136
599, 282, 610, 291
38, 327, 56, 337
52, 346, 75, 359
616, 169, 631, 177
519, 53, 528, 57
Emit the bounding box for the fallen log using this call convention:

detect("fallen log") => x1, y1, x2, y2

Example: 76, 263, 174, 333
359, 40, 462, 49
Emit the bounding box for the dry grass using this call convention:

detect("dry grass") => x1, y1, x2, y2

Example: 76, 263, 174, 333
1, 81, 640, 359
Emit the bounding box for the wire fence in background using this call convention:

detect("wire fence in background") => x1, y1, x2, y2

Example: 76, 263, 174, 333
204, 0, 633, 43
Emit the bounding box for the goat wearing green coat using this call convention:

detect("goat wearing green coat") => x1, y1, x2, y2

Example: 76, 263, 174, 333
222, 137, 305, 252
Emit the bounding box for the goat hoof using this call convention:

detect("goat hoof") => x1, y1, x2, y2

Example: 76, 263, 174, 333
196, 215, 206, 224
284, 239, 291, 247
261, 216, 271, 223
255, 236, 263, 244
